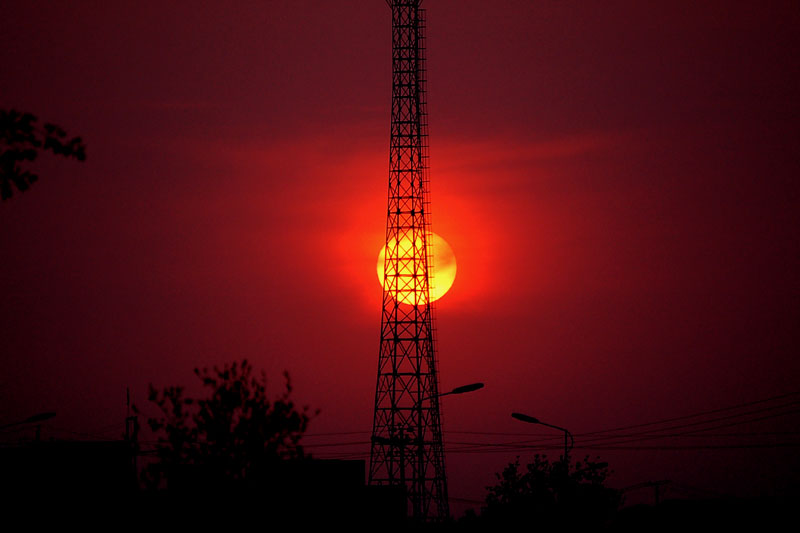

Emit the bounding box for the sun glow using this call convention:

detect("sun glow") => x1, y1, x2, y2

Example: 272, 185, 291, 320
377, 232, 456, 305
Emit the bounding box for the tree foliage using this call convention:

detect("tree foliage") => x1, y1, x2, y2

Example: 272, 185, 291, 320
136, 360, 318, 489
0, 108, 86, 200
479, 454, 622, 528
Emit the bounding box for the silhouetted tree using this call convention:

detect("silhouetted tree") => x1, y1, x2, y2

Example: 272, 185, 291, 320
1, 108, 86, 200
136, 360, 318, 490
477, 454, 622, 529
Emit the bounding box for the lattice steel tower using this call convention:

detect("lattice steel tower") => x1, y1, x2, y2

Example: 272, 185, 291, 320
369, 0, 448, 521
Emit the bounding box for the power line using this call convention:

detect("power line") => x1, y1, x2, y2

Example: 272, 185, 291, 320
305, 390, 800, 442
127, 391, 800, 463
577, 390, 800, 437
574, 407, 800, 448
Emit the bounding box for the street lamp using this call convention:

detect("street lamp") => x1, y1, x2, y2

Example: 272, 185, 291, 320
424, 382, 484, 402
373, 383, 484, 518
380, 381, 484, 446
443, 382, 484, 396
511, 412, 574, 464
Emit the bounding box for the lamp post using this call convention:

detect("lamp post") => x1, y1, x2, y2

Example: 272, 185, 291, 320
422, 382, 484, 402
373, 383, 485, 519
511, 412, 574, 464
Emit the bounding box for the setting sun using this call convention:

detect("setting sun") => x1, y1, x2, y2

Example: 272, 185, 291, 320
377, 232, 456, 305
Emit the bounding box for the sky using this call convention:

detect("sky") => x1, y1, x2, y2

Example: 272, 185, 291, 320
2, 0, 799, 514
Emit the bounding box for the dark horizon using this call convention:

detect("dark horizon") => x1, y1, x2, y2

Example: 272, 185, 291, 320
2, 0, 799, 516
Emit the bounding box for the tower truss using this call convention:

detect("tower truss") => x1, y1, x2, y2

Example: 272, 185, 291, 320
369, 0, 448, 521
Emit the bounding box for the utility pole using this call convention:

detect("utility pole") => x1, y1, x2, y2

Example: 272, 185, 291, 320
125, 387, 139, 489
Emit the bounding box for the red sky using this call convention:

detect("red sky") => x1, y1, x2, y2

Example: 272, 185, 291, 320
2, 0, 799, 513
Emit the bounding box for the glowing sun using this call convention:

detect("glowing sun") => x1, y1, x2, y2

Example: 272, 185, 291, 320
377, 232, 457, 305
